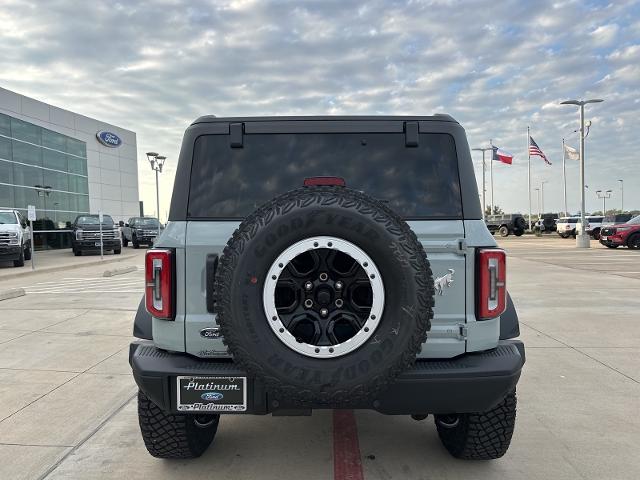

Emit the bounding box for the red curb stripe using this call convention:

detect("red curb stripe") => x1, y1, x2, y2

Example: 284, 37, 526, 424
333, 409, 365, 480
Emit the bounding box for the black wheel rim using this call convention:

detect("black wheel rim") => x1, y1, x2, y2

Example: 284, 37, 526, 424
274, 248, 373, 347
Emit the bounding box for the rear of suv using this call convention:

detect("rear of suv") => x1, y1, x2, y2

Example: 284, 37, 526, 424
129, 116, 525, 461
485, 214, 526, 237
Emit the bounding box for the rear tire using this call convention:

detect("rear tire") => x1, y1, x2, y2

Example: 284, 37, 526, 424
627, 234, 640, 250
435, 391, 517, 460
74, 248, 82, 256
122, 237, 129, 247
591, 228, 601, 240
114, 248, 122, 255
24, 244, 32, 260
514, 229, 524, 237
13, 248, 25, 267
499, 226, 509, 237
133, 236, 140, 249
604, 244, 619, 249
137, 390, 219, 459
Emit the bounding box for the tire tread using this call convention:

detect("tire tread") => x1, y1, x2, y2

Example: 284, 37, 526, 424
137, 390, 219, 459
435, 391, 517, 460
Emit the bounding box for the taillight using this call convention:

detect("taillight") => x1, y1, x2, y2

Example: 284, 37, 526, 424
145, 249, 175, 320
303, 176, 346, 187
476, 248, 506, 320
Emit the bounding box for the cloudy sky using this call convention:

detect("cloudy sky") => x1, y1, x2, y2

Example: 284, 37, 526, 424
1, 0, 638, 219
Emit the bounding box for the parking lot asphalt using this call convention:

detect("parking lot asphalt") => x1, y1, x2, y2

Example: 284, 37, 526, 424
0, 237, 638, 480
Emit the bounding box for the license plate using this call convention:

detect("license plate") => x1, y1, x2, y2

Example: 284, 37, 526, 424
176, 376, 247, 412
601, 236, 608, 241
95, 242, 103, 246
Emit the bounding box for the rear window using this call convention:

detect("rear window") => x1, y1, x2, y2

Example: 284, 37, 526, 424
187, 133, 462, 219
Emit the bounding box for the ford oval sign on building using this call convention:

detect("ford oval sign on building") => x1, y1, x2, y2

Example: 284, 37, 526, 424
96, 131, 122, 148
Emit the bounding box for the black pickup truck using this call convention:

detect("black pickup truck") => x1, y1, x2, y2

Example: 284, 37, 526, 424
71, 214, 121, 256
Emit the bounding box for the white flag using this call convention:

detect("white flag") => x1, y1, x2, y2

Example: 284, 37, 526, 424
564, 143, 580, 161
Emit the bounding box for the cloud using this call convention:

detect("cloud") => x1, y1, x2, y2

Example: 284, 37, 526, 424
590, 23, 620, 45
0, 0, 638, 217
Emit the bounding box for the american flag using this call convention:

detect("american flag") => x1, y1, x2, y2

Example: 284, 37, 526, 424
529, 136, 551, 165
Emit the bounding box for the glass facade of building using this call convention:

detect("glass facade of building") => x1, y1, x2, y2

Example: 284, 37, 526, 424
0, 112, 90, 249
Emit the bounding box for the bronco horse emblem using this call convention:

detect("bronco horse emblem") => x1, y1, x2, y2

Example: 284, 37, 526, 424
434, 269, 455, 295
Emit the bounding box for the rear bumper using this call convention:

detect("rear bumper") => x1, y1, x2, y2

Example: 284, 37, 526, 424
130, 340, 525, 415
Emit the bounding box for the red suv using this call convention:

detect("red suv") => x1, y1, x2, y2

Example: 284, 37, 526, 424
600, 215, 640, 249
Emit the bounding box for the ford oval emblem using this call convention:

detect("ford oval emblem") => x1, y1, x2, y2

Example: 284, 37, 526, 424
200, 327, 221, 339
96, 131, 122, 148
201, 392, 223, 401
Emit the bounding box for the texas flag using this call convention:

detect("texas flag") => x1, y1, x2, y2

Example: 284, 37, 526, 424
492, 146, 513, 165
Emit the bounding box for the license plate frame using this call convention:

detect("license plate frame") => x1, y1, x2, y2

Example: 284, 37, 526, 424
176, 376, 247, 412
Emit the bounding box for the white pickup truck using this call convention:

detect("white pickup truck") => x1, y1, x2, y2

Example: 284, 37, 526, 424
575, 215, 604, 239
0, 209, 32, 267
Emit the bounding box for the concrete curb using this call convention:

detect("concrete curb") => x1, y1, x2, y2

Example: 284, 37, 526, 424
103, 265, 137, 277
0, 287, 26, 301
0, 252, 139, 281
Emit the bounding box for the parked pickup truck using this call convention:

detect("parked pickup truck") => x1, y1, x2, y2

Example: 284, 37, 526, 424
121, 217, 163, 248
576, 216, 604, 239
130, 115, 525, 461
0, 209, 32, 267
71, 214, 121, 256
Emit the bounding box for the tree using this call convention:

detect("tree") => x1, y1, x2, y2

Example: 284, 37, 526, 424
485, 205, 504, 216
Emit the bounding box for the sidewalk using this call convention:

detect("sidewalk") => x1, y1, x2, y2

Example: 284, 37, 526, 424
0, 248, 144, 281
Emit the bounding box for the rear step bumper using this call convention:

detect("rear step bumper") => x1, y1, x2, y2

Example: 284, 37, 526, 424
129, 340, 525, 415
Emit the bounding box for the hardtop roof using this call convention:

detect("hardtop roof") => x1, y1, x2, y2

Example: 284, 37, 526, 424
191, 114, 458, 125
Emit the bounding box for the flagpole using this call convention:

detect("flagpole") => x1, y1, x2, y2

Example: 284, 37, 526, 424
527, 126, 531, 231
489, 138, 494, 215
562, 138, 568, 216
482, 151, 486, 217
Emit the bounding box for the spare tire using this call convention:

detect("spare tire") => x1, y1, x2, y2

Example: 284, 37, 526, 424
214, 186, 434, 406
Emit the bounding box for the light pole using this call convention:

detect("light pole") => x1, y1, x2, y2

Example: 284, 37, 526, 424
618, 179, 624, 212
534, 187, 541, 221
595, 189, 612, 215
472, 146, 493, 217
146, 152, 166, 239
560, 98, 604, 248
540, 180, 548, 215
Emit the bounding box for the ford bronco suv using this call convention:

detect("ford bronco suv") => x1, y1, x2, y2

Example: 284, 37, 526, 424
130, 116, 525, 460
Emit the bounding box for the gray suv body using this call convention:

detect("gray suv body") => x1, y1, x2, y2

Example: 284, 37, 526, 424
130, 116, 525, 460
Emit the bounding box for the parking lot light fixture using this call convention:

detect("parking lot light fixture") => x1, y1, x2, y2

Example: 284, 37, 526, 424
472, 146, 493, 217
618, 180, 624, 212
560, 98, 604, 248
147, 153, 166, 238
596, 189, 612, 215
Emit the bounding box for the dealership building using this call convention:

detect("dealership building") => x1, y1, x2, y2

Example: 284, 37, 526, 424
0, 86, 139, 249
